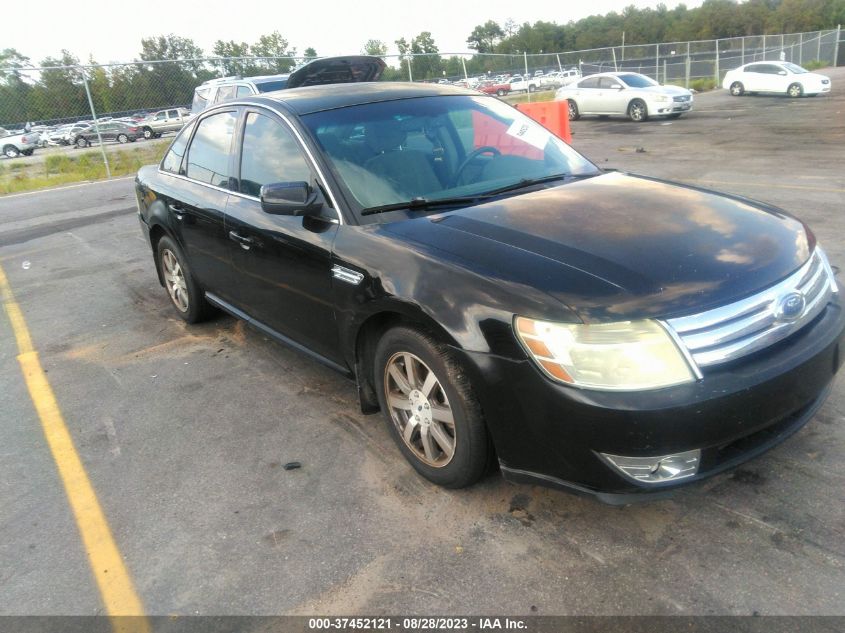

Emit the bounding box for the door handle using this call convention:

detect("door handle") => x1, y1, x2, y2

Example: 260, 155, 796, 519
167, 203, 184, 220
228, 230, 256, 250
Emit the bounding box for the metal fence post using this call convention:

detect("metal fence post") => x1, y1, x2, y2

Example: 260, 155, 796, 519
798, 33, 803, 64
461, 57, 468, 81
741, 36, 745, 65
612, 47, 618, 71
80, 67, 111, 179
685, 52, 690, 88
655, 43, 659, 80
817, 31, 821, 62
715, 41, 720, 85
763, 34, 766, 60
406, 55, 413, 82
836, 25, 841, 66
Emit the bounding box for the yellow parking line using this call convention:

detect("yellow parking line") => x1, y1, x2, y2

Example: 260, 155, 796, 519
0, 264, 150, 630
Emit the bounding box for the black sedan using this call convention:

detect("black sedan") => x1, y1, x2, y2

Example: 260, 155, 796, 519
74, 121, 142, 147
135, 83, 843, 503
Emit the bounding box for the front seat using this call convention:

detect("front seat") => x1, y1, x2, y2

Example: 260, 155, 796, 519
363, 121, 441, 199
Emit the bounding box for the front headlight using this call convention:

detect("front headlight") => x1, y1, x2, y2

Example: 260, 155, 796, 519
652, 94, 671, 102
515, 317, 696, 390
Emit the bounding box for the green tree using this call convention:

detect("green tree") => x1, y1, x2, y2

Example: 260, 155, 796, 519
411, 31, 442, 79
251, 31, 296, 73
363, 39, 388, 57
303, 47, 318, 60
467, 20, 505, 53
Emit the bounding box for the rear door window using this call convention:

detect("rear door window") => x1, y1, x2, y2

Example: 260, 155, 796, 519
185, 111, 237, 187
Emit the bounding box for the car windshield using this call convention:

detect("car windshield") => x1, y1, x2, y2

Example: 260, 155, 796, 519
782, 62, 808, 74
618, 74, 659, 88
303, 95, 599, 217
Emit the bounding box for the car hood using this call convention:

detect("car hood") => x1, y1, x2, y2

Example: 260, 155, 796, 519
382, 172, 812, 323
286, 55, 386, 88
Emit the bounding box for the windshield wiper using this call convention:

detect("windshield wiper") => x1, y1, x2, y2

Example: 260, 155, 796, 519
360, 195, 485, 216
360, 173, 597, 217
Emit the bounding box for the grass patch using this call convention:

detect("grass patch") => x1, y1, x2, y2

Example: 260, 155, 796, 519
668, 78, 719, 92
802, 60, 828, 71
0, 143, 168, 195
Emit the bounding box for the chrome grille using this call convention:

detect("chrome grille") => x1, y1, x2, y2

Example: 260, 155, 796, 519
673, 95, 692, 102
666, 249, 837, 368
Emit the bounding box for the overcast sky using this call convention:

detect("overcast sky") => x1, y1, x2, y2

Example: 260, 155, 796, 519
7, 0, 704, 65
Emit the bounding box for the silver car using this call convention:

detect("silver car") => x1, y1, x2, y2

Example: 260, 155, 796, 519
556, 72, 694, 122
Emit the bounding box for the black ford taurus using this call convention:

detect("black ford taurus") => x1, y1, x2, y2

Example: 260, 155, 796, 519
135, 82, 843, 503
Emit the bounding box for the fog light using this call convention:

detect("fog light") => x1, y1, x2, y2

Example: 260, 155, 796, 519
599, 449, 700, 484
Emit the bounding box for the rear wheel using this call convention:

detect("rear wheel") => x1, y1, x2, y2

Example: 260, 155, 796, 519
76, 137, 88, 148
496, 88, 506, 96
528, 84, 536, 93
374, 326, 490, 489
143, 127, 154, 139
567, 99, 580, 121
787, 83, 803, 98
628, 99, 648, 122
3, 145, 19, 158
155, 235, 212, 323
730, 81, 744, 96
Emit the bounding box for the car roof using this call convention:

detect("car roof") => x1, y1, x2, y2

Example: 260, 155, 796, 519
247, 81, 479, 115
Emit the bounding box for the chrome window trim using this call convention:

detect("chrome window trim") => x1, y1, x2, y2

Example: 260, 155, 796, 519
157, 100, 345, 225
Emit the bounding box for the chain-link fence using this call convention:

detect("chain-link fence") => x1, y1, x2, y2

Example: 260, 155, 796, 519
1, 28, 842, 133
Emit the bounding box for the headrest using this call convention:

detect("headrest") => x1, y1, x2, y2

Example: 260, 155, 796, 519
364, 121, 407, 154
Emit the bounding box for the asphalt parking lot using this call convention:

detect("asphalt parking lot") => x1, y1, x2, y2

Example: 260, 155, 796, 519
1, 69, 844, 617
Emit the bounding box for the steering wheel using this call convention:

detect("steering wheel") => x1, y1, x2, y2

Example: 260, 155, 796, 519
452, 146, 502, 187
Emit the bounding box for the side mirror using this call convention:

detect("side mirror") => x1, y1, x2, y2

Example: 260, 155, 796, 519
612, 84, 624, 90
260, 181, 323, 216
778, 70, 787, 75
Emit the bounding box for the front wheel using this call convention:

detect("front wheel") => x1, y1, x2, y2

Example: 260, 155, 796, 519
374, 326, 490, 489
143, 127, 154, 139
76, 137, 88, 148
730, 81, 744, 96
496, 88, 506, 96
787, 83, 803, 98
117, 133, 128, 143
666, 113, 683, 119
628, 99, 648, 122
155, 235, 212, 323
567, 99, 580, 121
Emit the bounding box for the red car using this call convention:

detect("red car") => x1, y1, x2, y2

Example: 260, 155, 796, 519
477, 80, 511, 97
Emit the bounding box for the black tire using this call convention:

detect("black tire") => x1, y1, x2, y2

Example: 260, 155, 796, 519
787, 82, 803, 98
496, 88, 506, 96
528, 84, 536, 93
374, 326, 490, 489
155, 235, 212, 323
143, 127, 154, 139
21, 149, 34, 156
666, 113, 683, 119
567, 99, 580, 121
729, 81, 744, 96
3, 145, 19, 158
76, 137, 88, 148
117, 133, 128, 143
628, 99, 648, 122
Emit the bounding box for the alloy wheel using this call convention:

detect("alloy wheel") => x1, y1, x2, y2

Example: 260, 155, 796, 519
161, 248, 189, 312
629, 101, 647, 122
384, 352, 456, 467
788, 83, 803, 98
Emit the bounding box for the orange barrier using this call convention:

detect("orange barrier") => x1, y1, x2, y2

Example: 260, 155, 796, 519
515, 100, 572, 144
471, 110, 542, 159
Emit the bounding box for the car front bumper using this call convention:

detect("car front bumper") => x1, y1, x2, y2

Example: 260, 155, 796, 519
456, 298, 844, 503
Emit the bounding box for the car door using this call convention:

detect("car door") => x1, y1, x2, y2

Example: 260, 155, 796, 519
765, 64, 791, 93
166, 109, 182, 133
574, 76, 601, 112
223, 107, 342, 364
598, 76, 628, 114
742, 64, 766, 91
167, 109, 240, 299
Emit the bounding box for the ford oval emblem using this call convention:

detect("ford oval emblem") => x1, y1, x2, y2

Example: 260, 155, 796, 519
775, 292, 806, 322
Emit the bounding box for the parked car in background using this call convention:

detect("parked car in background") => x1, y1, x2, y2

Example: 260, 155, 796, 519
541, 69, 581, 89
722, 61, 831, 97
556, 72, 694, 121
135, 82, 842, 502
477, 80, 511, 96
1, 128, 40, 158
509, 74, 540, 93
72, 121, 142, 147
139, 108, 191, 139
191, 55, 387, 114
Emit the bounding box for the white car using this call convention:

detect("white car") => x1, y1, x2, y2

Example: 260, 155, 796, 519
556, 72, 694, 122
722, 62, 831, 97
